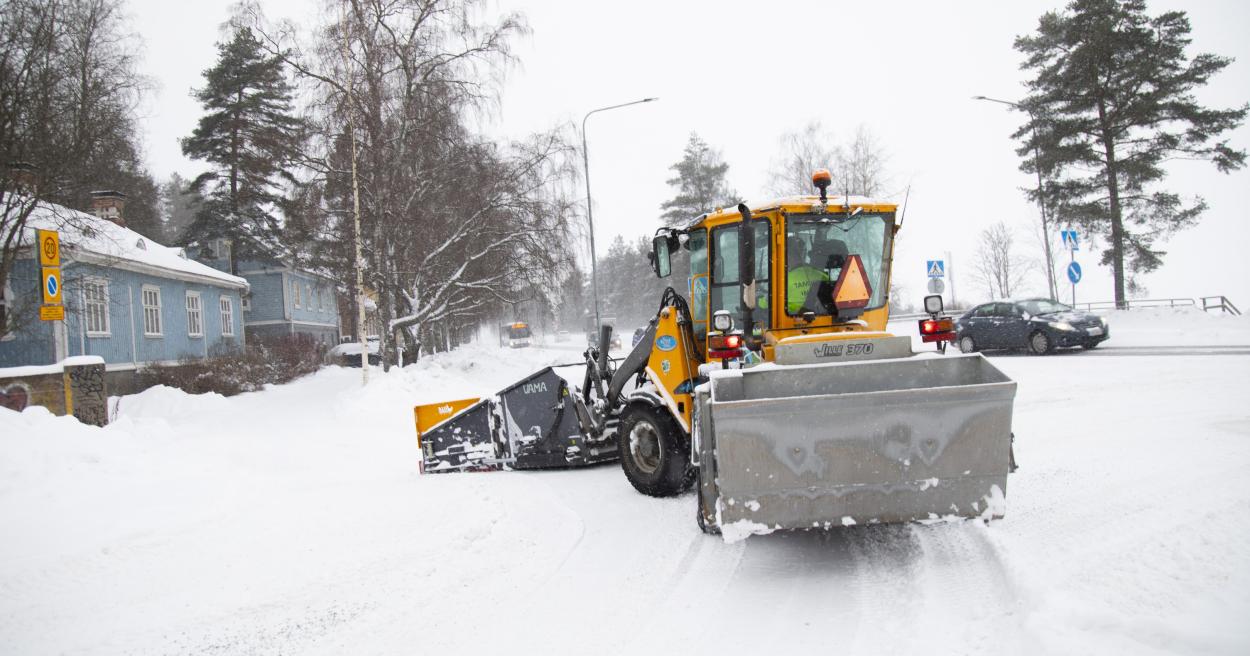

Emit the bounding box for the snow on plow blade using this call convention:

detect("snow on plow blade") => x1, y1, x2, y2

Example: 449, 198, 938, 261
417, 367, 617, 473
695, 353, 1017, 537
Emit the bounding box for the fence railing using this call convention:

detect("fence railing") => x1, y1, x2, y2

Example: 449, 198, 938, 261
1072, 297, 1195, 311
1201, 296, 1242, 316
1069, 296, 1241, 315
887, 296, 1241, 320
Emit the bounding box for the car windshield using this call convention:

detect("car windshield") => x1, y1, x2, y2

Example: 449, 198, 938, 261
1018, 299, 1071, 316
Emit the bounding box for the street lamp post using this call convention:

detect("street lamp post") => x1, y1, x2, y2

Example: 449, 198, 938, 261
581, 97, 657, 341
973, 95, 1059, 301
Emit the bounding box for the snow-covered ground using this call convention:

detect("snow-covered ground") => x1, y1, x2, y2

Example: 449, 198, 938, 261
2, 308, 1249, 654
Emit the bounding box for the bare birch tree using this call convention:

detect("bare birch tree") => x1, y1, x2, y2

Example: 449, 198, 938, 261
973, 221, 1032, 299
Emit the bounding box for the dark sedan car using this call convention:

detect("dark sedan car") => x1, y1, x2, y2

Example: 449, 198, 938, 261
954, 298, 1109, 355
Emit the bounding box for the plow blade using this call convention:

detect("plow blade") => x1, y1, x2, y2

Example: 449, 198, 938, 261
418, 367, 617, 473
695, 353, 1016, 535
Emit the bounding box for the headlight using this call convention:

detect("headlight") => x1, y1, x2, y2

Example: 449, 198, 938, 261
712, 310, 733, 332
1049, 321, 1075, 331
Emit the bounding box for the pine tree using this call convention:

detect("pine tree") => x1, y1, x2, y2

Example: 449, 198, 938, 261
1015, 0, 1246, 306
659, 133, 737, 226
181, 26, 305, 266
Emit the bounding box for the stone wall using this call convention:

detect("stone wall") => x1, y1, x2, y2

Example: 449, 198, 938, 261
0, 358, 109, 426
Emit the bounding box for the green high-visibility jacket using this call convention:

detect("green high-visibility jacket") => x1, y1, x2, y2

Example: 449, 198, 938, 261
786, 266, 830, 314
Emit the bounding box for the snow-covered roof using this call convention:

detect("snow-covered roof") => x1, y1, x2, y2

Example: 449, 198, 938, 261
684, 195, 899, 228
20, 200, 248, 290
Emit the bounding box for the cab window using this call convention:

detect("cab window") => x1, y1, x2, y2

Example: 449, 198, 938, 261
784, 213, 892, 316
709, 221, 770, 333
687, 229, 708, 337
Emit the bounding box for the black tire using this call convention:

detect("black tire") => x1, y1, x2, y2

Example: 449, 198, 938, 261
1082, 340, 1100, 350
618, 402, 691, 497
1028, 330, 1053, 355
959, 335, 977, 353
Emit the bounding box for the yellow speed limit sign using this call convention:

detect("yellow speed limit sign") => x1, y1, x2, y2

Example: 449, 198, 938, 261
37, 229, 60, 267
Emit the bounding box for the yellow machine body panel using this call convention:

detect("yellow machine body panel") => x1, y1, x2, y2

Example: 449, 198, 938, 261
414, 397, 481, 446
643, 305, 698, 433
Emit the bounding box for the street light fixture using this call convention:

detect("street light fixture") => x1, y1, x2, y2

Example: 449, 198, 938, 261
973, 94, 1059, 301
581, 97, 658, 341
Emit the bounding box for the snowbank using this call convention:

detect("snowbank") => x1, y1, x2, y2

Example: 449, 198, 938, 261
2, 318, 1248, 654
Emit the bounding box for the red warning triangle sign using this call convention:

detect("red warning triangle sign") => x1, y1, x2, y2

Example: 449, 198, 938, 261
833, 254, 873, 310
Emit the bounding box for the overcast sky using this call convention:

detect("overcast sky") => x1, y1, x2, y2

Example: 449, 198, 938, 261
130, 0, 1250, 310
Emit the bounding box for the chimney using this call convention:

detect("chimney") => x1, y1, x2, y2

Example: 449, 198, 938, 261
90, 190, 127, 228
7, 162, 37, 195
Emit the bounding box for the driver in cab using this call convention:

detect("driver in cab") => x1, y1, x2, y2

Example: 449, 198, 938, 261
786, 237, 828, 314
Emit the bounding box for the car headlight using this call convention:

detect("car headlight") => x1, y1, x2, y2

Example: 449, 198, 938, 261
1049, 321, 1075, 331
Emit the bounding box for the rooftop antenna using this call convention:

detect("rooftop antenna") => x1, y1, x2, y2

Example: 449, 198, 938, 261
898, 184, 912, 229
843, 173, 851, 218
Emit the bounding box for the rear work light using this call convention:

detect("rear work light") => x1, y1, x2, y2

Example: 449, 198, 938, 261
708, 332, 745, 360
918, 317, 956, 343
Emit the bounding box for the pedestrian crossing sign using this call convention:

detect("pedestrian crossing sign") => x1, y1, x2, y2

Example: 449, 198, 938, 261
1062, 229, 1079, 251
926, 260, 945, 278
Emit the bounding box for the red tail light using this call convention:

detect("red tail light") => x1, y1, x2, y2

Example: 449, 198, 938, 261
918, 317, 956, 343
708, 333, 745, 360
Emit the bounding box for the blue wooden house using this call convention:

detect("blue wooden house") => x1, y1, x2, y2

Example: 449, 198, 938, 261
0, 192, 248, 390
193, 240, 341, 347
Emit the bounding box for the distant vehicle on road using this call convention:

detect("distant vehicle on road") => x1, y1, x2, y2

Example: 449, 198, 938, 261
955, 298, 1109, 355
555, 330, 571, 342
585, 315, 618, 348
500, 322, 532, 348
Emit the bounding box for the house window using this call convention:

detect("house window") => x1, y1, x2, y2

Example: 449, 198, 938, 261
220, 297, 234, 336
186, 291, 203, 337
241, 296, 251, 312
142, 286, 163, 336
84, 278, 110, 336
293, 279, 301, 308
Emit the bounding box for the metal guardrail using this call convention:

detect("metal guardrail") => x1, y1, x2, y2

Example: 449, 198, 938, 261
1201, 295, 1242, 316
1070, 296, 1241, 315
1072, 298, 1195, 311
888, 296, 1242, 321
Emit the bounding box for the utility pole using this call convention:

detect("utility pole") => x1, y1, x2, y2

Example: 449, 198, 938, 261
581, 97, 657, 340
973, 95, 1059, 301
945, 249, 957, 309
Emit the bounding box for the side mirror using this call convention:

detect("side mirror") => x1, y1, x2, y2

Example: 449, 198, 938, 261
923, 294, 944, 316
737, 203, 756, 310
651, 235, 672, 278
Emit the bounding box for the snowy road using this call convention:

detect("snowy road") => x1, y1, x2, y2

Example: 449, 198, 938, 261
2, 308, 1248, 654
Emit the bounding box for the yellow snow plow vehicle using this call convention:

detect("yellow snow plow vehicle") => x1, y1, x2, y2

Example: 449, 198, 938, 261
417, 171, 1017, 537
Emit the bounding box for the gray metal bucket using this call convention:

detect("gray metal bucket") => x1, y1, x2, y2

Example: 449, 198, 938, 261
695, 353, 1016, 536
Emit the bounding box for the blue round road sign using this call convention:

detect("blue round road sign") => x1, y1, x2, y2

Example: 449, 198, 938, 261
1067, 261, 1082, 284
45, 273, 58, 296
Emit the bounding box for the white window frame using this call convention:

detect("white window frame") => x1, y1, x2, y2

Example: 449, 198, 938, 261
293, 279, 301, 308
0, 280, 13, 341
317, 286, 324, 312
142, 285, 163, 336
241, 295, 251, 312
84, 277, 111, 336
220, 296, 234, 337
186, 291, 203, 338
